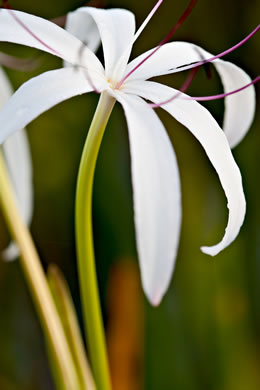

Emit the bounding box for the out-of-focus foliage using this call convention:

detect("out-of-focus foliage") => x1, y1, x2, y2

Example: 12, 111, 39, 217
0, 0, 259, 389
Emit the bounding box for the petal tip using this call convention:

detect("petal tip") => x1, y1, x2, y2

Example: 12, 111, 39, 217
2, 242, 19, 261
146, 289, 163, 307
200, 245, 219, 257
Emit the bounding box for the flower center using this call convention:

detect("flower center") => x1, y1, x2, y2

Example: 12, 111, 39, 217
107, 77, 124, 91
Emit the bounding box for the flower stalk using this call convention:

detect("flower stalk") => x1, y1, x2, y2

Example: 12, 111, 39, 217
48, 264, 96, 390
76, 91, 116, 390
0, 151, 81, 390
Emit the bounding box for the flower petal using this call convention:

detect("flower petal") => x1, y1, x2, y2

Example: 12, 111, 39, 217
111, 91, 181, 305
0, 67, 33, 260
0, 67, 105, 144
212, 60, 255, 148
124, 80, 246, 255
69, 7, 136, 78
125, 41, 255, 147
2, 128, 33, 260
0, 9, 103, 72
65, 8, 101, 54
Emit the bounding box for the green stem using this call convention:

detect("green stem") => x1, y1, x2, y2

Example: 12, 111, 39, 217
76, 91, 116, 390
0, 152, 81, 390
48, 264, 96, 390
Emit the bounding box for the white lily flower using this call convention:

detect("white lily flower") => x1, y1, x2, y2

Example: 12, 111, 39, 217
0, 5, 256, 304
0, 66, 33, 260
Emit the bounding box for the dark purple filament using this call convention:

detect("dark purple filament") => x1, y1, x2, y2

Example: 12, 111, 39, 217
0, 51, 41, 71
78, 43, 100, 93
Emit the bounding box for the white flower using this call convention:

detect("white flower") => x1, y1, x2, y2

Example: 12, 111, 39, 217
0, 66, 33, 260
0, 6, 256, 303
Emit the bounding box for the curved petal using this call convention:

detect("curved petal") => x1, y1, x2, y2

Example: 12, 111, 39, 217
125, 42, 210, 80
111, 90, 181, 305
212, 61, 255, 148
0, 9, 103, 72
125, 41, 255, 147
124, 80, 246, 255
0, 67, 105, 144
0, 67, 33, 260
69, 7, 136, 78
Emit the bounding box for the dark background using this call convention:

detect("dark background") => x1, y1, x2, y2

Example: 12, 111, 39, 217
0, 0, 259, 389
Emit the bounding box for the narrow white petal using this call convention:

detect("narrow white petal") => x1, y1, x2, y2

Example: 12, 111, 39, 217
112, 91, 181, 305
71, 8, 136, 78
0, 67, 104, 144
0, 9, 103, 72
2, 127, 33, 261
126, 41, 255, 146
0, 67, 33, 260
125, 80, 246, 255
3, 127, 33, 224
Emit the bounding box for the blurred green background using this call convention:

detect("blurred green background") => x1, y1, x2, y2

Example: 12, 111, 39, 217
0, 0, 259, 389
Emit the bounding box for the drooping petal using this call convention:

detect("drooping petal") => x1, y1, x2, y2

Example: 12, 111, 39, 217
0, 9, 103, 72
125, 41, 255, 146
69, 7, 136, 78
0, 67, 33, 260
124, 80, 246, 255
212, 60, 255, 148
110, 90, 181, 305
0, 67, 106, 144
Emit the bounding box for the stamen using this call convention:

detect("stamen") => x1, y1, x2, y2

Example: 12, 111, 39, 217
132, 0, 164, 43
150, 75, 259, 109
188, 76, 259, 101
174, 25, 260, 73
149, 25, 259, 108
150, 67, 199, 108
0, 51, 41, 71
78, 43, 100, 93
150, 47, 211, 107
116, 0, 198, 89
112, 0, 164, 82
51, 15, 67, 28
2, 1, 61, 56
